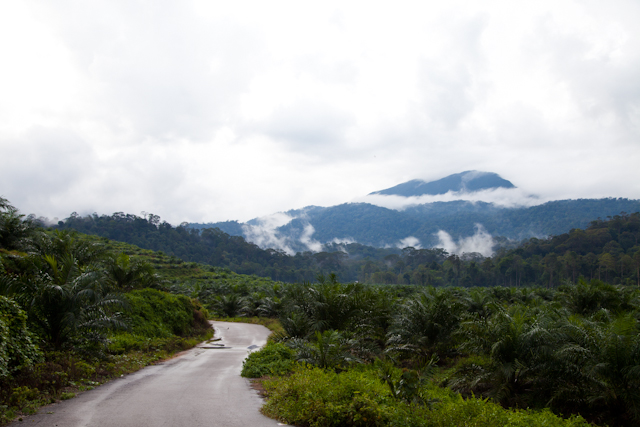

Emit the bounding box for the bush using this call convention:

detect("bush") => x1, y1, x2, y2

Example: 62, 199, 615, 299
241, 342, 295, 378
0, 296, 42, 380
261, 365, 592, 427
123, 289, 208, 338
262, 365, 408, 427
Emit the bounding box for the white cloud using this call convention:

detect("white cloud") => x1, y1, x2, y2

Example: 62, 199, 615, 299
435, 224, 494, 257
1, 0, 639, 224
242, 213, 295, 254
332, 237, 356, 245
300, 224, 323, 252
358, 187, 543, 211
398, 236, 422, 249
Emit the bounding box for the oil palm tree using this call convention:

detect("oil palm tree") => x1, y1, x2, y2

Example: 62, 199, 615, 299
0, 197, 39, 251
103, 252, 163, 291
289, 330, 359, 370
453, 304, 557, 408
387, 288, 464, 360
4, 231, 126, 349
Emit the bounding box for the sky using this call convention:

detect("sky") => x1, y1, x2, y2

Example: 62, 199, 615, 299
1, 0, 639, 225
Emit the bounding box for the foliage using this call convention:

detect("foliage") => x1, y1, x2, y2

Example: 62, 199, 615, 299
241, 341, 295, 378
56, 202, 640, 288
0, 296, 42, 379
103, 252, 163, 291
288, 330, 360, 370
261, 365, 591, 427
119, 288, 208, 339
387, 288, 464, 360
0, 200, 215, 423
2, 230, 127, 350
0, 197, 39, 251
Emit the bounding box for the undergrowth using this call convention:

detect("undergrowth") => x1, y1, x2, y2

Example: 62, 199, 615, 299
260, 365, 593, 427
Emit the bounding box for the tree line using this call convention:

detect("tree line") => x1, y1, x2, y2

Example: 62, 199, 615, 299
55, 209, 640, 288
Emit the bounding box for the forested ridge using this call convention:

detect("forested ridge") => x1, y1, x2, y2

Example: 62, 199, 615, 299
195, 197, 640, 248
56, 209, 640, 288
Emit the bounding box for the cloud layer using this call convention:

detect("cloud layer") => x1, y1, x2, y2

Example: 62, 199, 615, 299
1, 1, 639, 224
358, 187, 543, 211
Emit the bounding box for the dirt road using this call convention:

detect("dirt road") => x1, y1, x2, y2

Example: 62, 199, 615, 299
12, 321, 282, 426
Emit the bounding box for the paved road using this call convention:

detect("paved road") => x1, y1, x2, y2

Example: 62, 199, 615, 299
12, 321, 283, 427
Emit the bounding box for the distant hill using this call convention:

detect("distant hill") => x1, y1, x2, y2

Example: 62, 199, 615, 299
193, 198, 640, 253
369, 171, 516, 197
55, 207, 640, 287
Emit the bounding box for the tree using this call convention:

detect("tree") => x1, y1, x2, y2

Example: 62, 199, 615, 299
454, 305, 556, 408
289, 330, 358, 370
387, 289, 463, 359
598, 253, 616, 283
0, 197, 38, 251
2, 231, 125, 350
0, 296, 42, 379
634, 250, 640, 287
103, 252, 163, 291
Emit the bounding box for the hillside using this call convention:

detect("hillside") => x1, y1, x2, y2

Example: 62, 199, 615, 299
55, 207, 640, 287
194, 198, 640, 252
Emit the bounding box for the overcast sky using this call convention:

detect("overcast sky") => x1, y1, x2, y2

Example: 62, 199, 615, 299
1, 0, 639, 224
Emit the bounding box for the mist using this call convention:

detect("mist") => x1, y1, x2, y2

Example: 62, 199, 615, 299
356, 187, 545, 211
241, 212, 325, 254
434, 224, 494, 257
398, 236, 422, 249
300, 224, 323, 252
241, 212, 295, 255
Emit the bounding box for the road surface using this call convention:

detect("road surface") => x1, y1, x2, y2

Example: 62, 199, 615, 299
12, 321, 283, 427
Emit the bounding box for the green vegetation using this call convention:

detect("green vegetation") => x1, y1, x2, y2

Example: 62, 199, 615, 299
5, 195, 640, 426
0, 296, 42, 379
0, 198, 212, 424
198, 197, 640, 249
261, 365, 590, 427
233, 278, 640, 426
54, 205, 640, 289
241, 341, 295, 378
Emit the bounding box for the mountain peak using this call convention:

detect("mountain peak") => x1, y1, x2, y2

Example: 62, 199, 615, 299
369, 171, 516, 197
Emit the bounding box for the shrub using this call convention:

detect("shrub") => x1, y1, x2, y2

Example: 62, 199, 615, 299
123, 288, 207, 338
0, 296, 42, 380
241, 342, 295, 378
261, 365, 592, 427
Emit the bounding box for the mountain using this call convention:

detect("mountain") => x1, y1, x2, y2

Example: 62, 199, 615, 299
191, 198, 640, 254
369, 171, 516, 197
186, 171, 640, 255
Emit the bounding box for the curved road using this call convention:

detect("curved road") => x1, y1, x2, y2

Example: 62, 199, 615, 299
12, 321, 283, 427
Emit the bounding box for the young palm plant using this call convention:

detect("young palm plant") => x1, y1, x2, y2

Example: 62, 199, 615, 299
386, 288, 464, 360
289, 330, 359, 370
452, 304, 557, 408
547, 313, 640, 425
3, 231, 126, 350
103, 252, 163, 291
